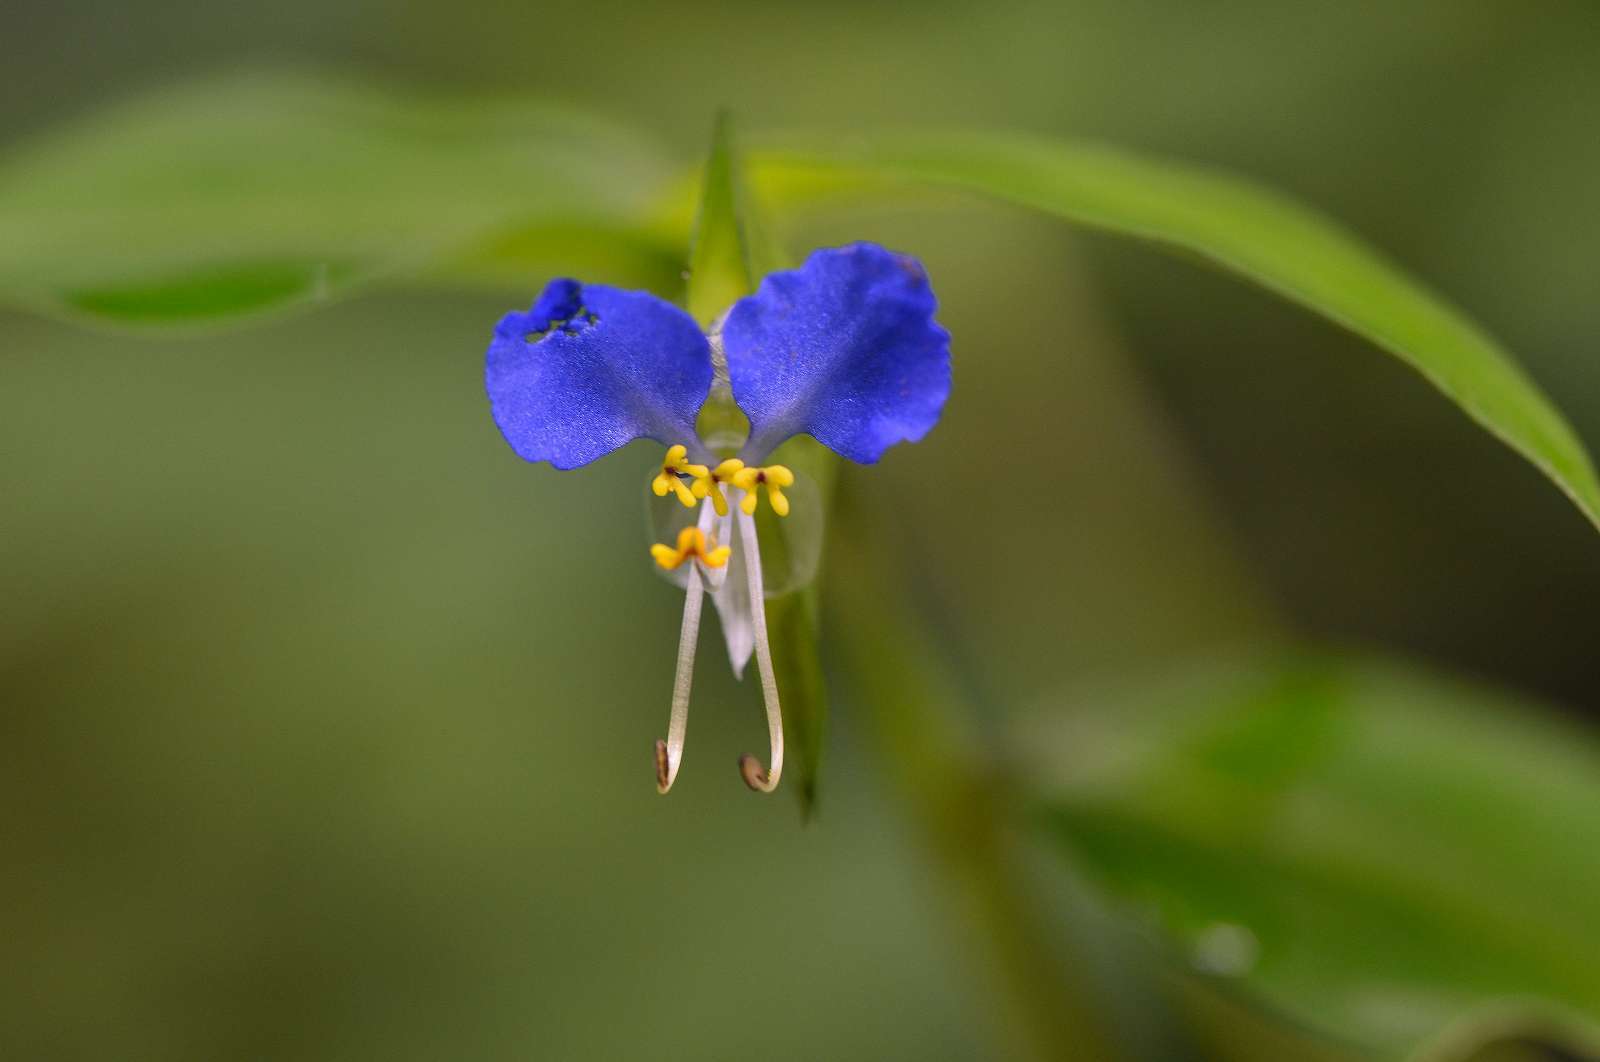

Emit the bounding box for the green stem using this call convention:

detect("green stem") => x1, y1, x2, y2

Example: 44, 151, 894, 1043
828, 490, 1131, 1062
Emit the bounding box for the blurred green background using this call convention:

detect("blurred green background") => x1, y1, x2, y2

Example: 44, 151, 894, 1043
4, 2, 1599, 1059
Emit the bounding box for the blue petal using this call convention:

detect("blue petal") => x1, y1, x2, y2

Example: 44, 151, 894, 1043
486, 280, 713, 470
722, 243, 951, 464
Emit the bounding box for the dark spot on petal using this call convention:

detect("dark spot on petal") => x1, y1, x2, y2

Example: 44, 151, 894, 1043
527, 307, 599, 344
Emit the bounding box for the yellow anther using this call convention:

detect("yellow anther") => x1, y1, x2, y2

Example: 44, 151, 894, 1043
729, 464, 795, 517
650, 526, 732, 571
702, 458, 746, 517
764, 465, 794, 516
651, 444, 709, 509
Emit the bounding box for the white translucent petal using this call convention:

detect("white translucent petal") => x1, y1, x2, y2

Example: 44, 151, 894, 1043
646, 490, 730, 592
647, 462, 823, 598
710, 489, 755, 678
696, 500, 732, 594
753, 471, 825, 598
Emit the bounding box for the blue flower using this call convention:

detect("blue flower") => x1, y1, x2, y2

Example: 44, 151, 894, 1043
724, 243, 951, 464
486, 279, 714, 470
485, 243, 951, 794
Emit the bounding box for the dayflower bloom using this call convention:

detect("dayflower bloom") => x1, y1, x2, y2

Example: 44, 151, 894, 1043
485, 243, 951, 794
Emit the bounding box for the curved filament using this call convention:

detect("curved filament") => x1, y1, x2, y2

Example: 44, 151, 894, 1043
735, 504, 784, 793
656, 562, 704, 794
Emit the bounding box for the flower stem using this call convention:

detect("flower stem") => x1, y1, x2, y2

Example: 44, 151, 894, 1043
828, 492, 1128, 1061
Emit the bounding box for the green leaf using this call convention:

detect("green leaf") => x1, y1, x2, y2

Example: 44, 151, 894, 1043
1018, 650, 1600, 1060
750, 133, 1600, 534
433, 219, 687, 297
0, 70, 674, 326
684, 115, 832, 815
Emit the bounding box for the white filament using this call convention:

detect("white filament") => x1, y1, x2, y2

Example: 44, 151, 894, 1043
736, 504, 784, 793
657, 562, 703, 794
656, 501, 720, 794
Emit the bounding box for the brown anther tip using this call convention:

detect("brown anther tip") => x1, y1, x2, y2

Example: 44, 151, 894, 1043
738, 754, 773, 793
655, 739, 671, 794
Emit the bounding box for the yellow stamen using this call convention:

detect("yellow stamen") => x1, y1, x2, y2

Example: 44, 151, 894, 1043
649, 542, 686, 570
764, 465, 794, 516
651, 444, 710, 509
702, 458, 745, 517
650, 525, 731, 571
729, 464, 795, 517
